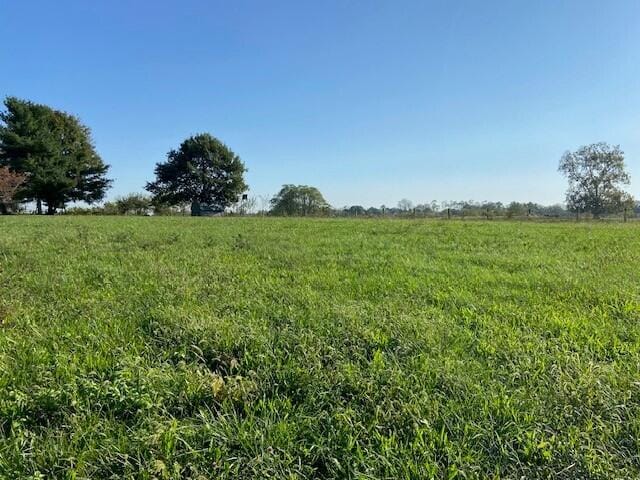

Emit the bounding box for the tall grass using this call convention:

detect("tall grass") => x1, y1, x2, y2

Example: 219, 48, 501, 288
1, 217, 639, 478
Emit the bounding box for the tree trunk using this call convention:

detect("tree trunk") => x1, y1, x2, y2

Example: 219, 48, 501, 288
46, 202, 56, 215
36, 199, 42, 215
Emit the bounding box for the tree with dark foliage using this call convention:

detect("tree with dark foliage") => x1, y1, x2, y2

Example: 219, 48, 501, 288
270, 185, 329, 216
0, 97, 111, 214
146, 133, 247, 216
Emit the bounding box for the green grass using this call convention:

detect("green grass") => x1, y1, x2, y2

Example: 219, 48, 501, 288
1, 217, 639, 479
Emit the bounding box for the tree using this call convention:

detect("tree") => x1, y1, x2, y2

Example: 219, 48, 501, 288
345, 205, 366, 216
414, 204, 433, 215
366, 206, 381, 216
270, 185, 329, 216
111, 193, 153, 215
146, 133, 247, 216
0, 166, 26, 214
506, 201, 527, 218
559, 142, 633, 218
0, 97, 111, 214
397, 198, 413, 212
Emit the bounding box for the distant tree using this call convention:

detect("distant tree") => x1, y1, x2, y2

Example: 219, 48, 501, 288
539, 204, 567, 217
397, 198, 413, 212
366, 206, 381, 216
559, 143, 633, 218
270, 185, 329, 216
0, 166, 26, 214
63, 205, 101, 215
481, 201, 504, 218
414, 204, 433, 215
0, 97, 111, 214
616, 192, 636, 220
151, 201, 190, 216
345, 205, 366, 216
113, 193, 152, 215
506, 202, 527, 218
99, 201, 120, 215
146, 133, 247, 216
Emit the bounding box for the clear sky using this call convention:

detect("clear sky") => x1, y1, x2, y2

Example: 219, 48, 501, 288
2, 0, 639, 208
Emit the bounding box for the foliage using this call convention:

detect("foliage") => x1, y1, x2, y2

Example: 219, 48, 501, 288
1, 217, 640, 478
0, 97, 111, 214
106, 193, 153, 215
0, 166, 26, 214
397, 198, 413, 211
344, 205, 366, 216
63, 206, 104, 215
335, 201, 571, 219
269, 184, 329, 216
559, 142, 633, 217
150, 202, 191, 216
146, 133, 247, 215
64, 201, 191, 216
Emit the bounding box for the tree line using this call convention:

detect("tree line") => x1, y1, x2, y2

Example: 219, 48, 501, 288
0, 97, 636, 219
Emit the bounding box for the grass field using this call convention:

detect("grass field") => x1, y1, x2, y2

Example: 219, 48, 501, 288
1, 217, 639, 479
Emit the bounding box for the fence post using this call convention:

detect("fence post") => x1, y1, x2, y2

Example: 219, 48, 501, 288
447, 208, 451, 220
624, 208, 628, 223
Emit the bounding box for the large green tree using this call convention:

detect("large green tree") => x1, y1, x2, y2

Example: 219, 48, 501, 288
558, 142, 633, 218
270, 184, 329, 216
0, 97, 111, 214
146, 133, 247, 215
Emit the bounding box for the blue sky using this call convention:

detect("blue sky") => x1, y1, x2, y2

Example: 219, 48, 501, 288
2, 0, 639, 207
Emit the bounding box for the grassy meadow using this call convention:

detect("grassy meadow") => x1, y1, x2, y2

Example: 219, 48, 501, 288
1, 216, 639, 479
